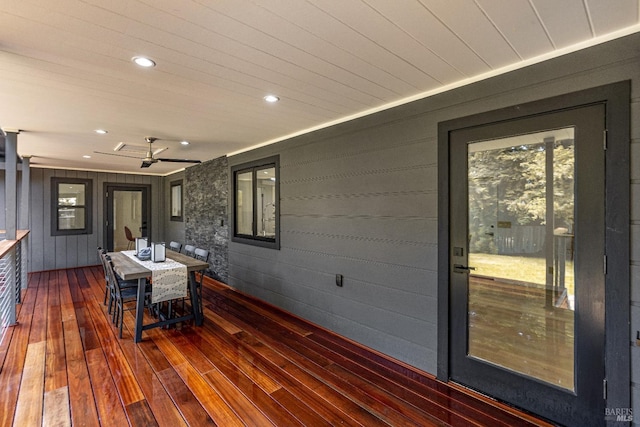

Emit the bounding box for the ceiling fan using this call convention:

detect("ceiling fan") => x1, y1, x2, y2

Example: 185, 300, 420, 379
94, 137, 202, 168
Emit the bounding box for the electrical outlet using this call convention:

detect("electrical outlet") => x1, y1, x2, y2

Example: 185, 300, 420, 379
336, 274, 343, 287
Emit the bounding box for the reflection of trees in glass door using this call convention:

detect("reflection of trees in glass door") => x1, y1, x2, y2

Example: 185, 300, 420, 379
467, 128, 576, 389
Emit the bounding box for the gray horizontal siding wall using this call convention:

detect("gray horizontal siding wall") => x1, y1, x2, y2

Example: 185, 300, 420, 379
228, 30, 640, 396
162, 170, 186, 246
21, 168, 163, 271
230, 123, 439, 369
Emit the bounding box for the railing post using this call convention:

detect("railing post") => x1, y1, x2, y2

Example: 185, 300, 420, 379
0, 128, 23, 337
20, 155, 31, 283
4, 130, 18, 241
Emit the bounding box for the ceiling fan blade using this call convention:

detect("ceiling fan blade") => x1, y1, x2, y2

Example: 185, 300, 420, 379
94, 151, 141, 160
97, 138, 200, 168
156, 158, 202, 163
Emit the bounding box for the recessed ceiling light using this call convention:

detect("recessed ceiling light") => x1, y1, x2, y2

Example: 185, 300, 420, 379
95, 129, 108, 134
83, 155, 91, 159
132, 56, 156, 68
263, 95, 280, 103
180, 140, 190, 146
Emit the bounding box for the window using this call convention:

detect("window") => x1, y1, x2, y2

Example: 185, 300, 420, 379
170, 180, 183, 221
231, 156, 279, 248
51, 178, 92, 235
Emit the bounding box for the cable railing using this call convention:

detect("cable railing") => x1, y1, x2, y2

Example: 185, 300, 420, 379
0, 230, 29, 345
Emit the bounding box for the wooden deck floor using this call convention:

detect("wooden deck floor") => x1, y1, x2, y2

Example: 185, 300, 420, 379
0, 266, 552, 426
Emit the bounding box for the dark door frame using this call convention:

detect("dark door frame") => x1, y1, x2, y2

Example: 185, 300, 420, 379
437, 81, 630, 418
450, 104, 606, 425
103, 183, 152, 251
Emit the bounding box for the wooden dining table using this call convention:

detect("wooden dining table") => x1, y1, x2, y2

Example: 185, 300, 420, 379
108, 249, 209, 342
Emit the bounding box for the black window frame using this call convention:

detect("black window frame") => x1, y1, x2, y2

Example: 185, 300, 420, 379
170, 179, 183, 222
51, 177, 93, 236
231, 155, 280, 249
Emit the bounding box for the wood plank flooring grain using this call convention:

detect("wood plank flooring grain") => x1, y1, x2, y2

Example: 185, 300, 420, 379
45, 272, 67, 393
174, 325, 297, 425
156, 368, 217, 427
202, 284, 313, 337
13, 341, 46, 427
117, 321, 190, 427
309, 331, 513, 427
0, 273, 37, 369
125, 400, 159, 427
145, 327, 246, 427
270, 387, 334, 427
80, 281, 145, 407
196, 323, 342, 426
202, 308, 242, 335
85, 348, 129, 426
0, 272, 39, 427
173, 328, 306, 426
206, 296, 391, 426
187, 325, 282, 394
233, 331, 387, 426
2, 267, 553, 427
59, 270, 100, 427
28, 273, 48, 344
43, 386, 71, 427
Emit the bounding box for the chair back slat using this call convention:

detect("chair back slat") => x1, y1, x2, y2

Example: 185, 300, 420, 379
104, 255, 125, 299
194, 248, 209, 263
98, 247, 108, 291
97, 247, 108, 273
183, 244, 196, 257
169, 241, 182, 252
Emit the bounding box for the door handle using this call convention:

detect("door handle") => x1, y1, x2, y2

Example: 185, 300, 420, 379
454, 264, 476, 273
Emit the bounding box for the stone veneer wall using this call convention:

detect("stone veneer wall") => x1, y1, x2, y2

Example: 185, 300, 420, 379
184, 155, 229, 282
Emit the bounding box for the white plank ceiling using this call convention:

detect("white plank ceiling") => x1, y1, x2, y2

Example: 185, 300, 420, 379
1, 0, 638, 175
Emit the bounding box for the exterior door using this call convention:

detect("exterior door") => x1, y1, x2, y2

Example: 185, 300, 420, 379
105, 185, 150, 251
449, 104, 605, 426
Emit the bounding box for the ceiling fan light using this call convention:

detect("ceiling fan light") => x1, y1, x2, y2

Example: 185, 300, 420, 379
263, 94, 280, 103
132, 56, 156, 68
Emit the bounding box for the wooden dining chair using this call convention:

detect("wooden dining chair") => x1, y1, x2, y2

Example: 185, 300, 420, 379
169, 241, 182, 252
124, 226, 136, 249
104, 255, 150, 338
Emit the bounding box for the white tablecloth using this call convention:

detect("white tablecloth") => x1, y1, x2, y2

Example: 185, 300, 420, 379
122, 250, 188, 303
